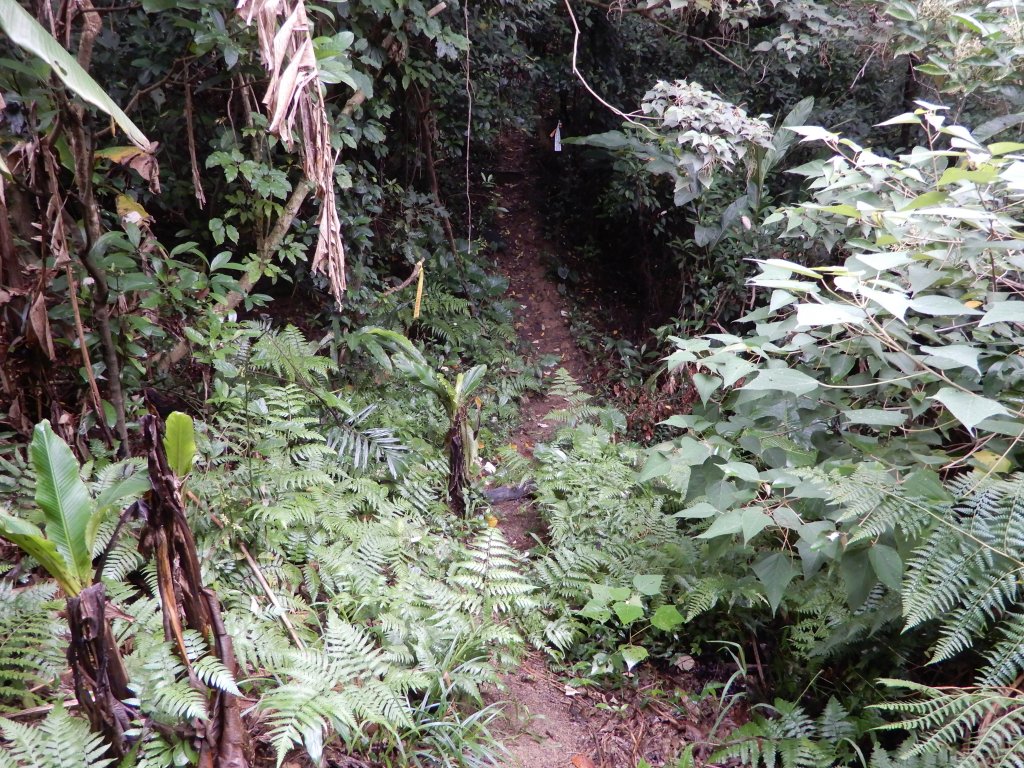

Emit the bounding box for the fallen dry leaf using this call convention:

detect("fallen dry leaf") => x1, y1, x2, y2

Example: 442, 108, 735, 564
570, 754, 595, 768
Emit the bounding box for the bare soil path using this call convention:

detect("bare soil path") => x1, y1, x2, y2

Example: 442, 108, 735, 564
482, 134, 705, 768
483, 132, 605, 768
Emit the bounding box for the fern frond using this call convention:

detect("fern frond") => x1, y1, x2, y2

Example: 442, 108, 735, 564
327, 405, 408, 478
0, 582, 64, 710
0, 704, 112, 768
875, 680, 1024, 768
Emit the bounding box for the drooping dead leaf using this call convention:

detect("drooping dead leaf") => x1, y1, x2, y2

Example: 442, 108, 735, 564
570, 754, 596, 768
26, 291, 55, 360
673, 653, 696, 671
235, 0, 346, 303
115, 194, 153, 224
95, 145, 161, 194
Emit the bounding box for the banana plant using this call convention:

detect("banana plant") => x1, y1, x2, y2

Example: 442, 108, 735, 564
353, 328, 488, 514
393, 351, 487, 515
435, 365, 488, 516
0, 420, 152, 595
0, 0, 151, 151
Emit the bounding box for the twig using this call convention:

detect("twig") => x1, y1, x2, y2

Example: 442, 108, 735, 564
65, 263, 114, 447
686, 34, 747, 73
381, 260, 423, 297
157, 176, 314, 371
463, 0, 473, 251
184, 64, 206, 208
4, 699, 80, 720
204, 504, 306, 650
579, 0, 669, 16
563, 0, 658, 136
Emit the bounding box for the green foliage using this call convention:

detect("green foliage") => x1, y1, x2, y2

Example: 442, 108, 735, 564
0, 0, 150, 149
713, 697, 873, 768
0, 704, 113, 768
885, 0, 1024, 97
874, 680, 1022, 768
258, 615, 411, 765
0, 582, 64, 711
178, 324, 535, 763
0, 422, 147, 596
162, 412, 196, 478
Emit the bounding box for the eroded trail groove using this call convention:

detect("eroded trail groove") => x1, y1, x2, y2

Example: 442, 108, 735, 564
484, 133, 595, 768
482, 134, 723, 768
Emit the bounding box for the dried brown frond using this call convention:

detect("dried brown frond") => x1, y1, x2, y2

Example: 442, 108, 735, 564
236, 0, 347, 302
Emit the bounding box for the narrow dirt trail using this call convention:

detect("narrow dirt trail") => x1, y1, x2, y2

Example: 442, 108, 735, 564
479, 133, 739, 768
485, 133, 597, 768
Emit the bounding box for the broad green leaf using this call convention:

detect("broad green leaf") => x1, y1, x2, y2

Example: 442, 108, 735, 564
931, 388, 1010, 431
910, 295, 983, 317
938, 166, 997, 185
741, 507, 772, 544
902, 469, 951, 502
578, 599, 611, 622
670, 436, 712, 465
975, 112, 1024, 141
765, 96, 814, 169
721, 461, 760, 483
758, 258, 823, 278
876, 112, 922, 127
590, 584, 631, 604
868, 544, 902, 591
972, 450, 1012, 474
950, 12, 987, 33
632, 574, 663, 596
692, 373, 721, 405
719, 355, 757, 388
813, 203, 860, 218
356, 327, 426, 364
741, 368, 820, 396
988, 142, 1024, 156
31, 421, 93, 588
797, 303, 867, 327
163, 412, 196, 478
857, 286, 911, 321
979, 301, 1024, 327
770, 289, 798, 312
0, 0, 151, 150
650, 605, 684, 631
697, 509, 744, 539
842, 408, 907, 427
563, 130, 633, 150
619, 644, 649, 671
753, 553, 796, 614
899, 190, 948, 211
0, 508, 81, 595
673, 501, 718, 519
786, 125, 839, 143
613, 601, 644, 625
919, 344, 981, 374
637, 451, 672, 483
456, 365, 487, 402
90, 462, 149, 553
840, 549, 873, 609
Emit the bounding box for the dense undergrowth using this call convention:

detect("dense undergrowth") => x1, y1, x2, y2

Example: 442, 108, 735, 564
3, 0, 1024, 766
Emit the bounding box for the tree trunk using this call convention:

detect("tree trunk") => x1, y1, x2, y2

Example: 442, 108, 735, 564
67, 583, 135, 758
139, 415, 250, 768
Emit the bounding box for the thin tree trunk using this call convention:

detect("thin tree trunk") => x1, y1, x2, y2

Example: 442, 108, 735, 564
61, 0, 130, 453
